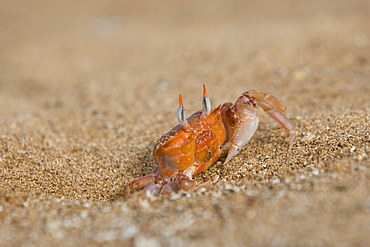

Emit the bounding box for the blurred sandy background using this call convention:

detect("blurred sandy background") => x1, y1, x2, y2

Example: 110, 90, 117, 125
0, 0, 369, 246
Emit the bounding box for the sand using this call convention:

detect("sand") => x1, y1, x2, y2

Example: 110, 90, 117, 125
0, 0, 369, 246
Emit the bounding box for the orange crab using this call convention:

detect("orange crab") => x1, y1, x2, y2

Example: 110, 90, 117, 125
126, 85, 295, 196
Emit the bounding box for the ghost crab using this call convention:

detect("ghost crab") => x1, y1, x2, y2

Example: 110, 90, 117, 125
126, 85, 295, 196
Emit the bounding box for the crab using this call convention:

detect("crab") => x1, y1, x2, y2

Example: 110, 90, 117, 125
126, 85, 295, 196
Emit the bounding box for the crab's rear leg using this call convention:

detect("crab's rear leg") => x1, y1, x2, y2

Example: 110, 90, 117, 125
246, 91, 295, 150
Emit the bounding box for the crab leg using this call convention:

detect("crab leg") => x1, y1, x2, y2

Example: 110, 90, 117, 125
169, 162, 219, 193
248, 95, 295, 150
157, 167, 197, 195
172, 173, 197, 191
125, 173, 158, 195
246, 90, 287, 113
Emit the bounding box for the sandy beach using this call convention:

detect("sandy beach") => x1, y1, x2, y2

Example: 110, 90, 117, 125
0, 1, 369, 246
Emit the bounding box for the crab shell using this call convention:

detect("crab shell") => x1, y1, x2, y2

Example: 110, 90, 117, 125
153, 105, 226, 179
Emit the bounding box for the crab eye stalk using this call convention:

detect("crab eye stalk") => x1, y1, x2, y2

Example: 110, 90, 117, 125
177, 94, 190, 130
202, 84, 211, 116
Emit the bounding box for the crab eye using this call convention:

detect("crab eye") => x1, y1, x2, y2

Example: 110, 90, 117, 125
202, 84, 211, 116
177, 94, 189, 127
